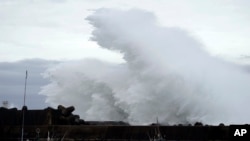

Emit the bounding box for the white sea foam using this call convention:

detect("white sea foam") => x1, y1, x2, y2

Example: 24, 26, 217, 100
40, 8, 250, 125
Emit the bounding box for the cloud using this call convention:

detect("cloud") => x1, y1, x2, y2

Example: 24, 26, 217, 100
0, 59, 59, 109
1, 0, 250, 63
0, 0, 124, 62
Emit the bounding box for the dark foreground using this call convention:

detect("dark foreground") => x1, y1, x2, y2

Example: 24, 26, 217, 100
1, 124, 230, 141
0, 105, 247, 141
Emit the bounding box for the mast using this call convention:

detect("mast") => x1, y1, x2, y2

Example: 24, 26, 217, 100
21, 70, 28, 141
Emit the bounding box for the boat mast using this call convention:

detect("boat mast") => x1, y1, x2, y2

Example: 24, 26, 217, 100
21, 70, 28, 141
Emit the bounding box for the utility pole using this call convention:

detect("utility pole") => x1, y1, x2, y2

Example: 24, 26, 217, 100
21, 70, 28, 141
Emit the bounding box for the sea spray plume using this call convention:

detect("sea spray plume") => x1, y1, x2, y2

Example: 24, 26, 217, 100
40, 8, 250, 125
40, 59, 129, 121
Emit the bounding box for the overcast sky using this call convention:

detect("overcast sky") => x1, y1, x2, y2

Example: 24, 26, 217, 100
0, 59, 59, 108
1, 0, 250, 109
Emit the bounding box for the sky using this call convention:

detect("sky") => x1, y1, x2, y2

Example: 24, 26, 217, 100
0, 0, 250, 111
0, 59, 57, 108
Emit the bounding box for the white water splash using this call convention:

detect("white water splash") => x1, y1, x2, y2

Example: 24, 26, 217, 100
40, 8, 250, 125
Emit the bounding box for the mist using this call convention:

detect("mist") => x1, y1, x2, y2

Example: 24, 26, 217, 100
40, 8, 250, 125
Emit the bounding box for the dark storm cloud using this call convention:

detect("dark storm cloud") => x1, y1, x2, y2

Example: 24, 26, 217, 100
0, 59, 59, 109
